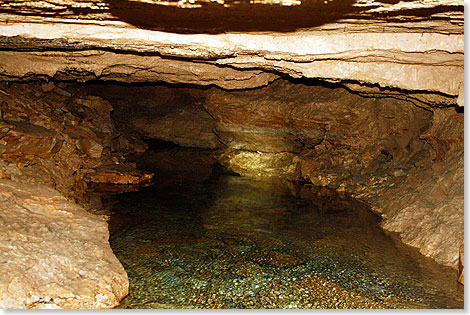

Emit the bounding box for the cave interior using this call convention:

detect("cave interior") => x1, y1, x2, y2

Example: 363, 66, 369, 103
0, 0, 464, 309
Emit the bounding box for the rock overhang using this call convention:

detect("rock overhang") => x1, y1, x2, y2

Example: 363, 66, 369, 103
0, 0, 464, 105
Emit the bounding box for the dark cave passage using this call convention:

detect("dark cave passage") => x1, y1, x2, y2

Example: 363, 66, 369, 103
87, 78, 463, 308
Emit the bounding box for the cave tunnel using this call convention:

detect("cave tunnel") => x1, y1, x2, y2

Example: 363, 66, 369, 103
0, 0, 464, 309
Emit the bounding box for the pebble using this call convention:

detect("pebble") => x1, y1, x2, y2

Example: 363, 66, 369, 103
252, 251, 305, 268
110, 174, 463, 309
392, 169, 408, 177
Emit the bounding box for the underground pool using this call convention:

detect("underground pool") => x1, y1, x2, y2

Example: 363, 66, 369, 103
107, 148, 463, 309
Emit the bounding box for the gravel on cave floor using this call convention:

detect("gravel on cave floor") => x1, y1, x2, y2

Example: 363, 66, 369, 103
108, 175, 463, 309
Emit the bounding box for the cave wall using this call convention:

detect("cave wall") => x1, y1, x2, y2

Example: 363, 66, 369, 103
0, 82, 157, 308
0, 82, 152, 203
0, 179, 128, 309
90, 79, 433, 178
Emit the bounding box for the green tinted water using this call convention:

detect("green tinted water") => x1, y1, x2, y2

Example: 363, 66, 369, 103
108, 159, 463, 309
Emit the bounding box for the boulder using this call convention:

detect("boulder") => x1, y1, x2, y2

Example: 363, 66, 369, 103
0, 179, 128, 309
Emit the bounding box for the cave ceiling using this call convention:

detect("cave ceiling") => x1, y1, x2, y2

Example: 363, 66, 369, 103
0, 0, 464, 105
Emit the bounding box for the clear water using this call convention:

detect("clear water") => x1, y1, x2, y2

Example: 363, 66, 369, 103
108, 153, 463, 309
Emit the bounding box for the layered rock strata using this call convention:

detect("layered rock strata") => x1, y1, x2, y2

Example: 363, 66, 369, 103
0, 0, 464, 104
0, 0, 464, 308
0, 82, 152, 201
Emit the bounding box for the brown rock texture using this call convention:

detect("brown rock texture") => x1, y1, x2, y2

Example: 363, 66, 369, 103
0, 82, 152, 200
458, 244, 464, 285
0, 0, 464, 104
0, 0, 464, 305
0, 179, 128, 309
87, 84, 220, 149
110, 79, 432, 179
203, 80, 432, 177
84, 164, 154, 185
371, 110, 464, 267
0, 120, 63, 159
0, 82, 150, 308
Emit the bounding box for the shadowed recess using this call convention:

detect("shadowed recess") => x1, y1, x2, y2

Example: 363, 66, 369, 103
104, 0, 363, 33
103, 0, 463, 33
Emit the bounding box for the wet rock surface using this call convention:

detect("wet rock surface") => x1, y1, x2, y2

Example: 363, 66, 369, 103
0, 77, 462, 308
0, 179, 128, 309
109, 149, 463, 309
0, 82, 153, 203
89, 79, 432, 179
203, 80, 432, 176
84, 164, 154, 186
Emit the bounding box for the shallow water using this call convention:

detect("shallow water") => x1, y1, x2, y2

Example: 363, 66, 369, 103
108, 156, 463, 309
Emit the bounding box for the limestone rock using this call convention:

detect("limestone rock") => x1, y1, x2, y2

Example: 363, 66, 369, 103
76, 138, 104, 159
419, 108, 464, 161
0, 0, 463, 102
0, 120, 63, 159
0, 82, 150, 200
83, 77, 462, 270
204, 80, 431, 175
40, 82, 55, 93
130, 103, 219, 149
376, 146, 464, 267
0, 0, 464, 281
0, 179, 128, 309
84, 164, 154, 185
219, 150, 298, 178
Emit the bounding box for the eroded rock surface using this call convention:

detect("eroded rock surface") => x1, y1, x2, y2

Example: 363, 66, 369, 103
96, 79, 432, 180
0, 0, 464, 308
0, 82, 153, 201
0, 179, 128, 309
371, 109, 464, 267
0, 82, 150, 308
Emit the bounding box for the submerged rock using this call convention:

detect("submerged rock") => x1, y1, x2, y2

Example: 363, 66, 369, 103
0, 179, 128, 309
252, 251, 304, 268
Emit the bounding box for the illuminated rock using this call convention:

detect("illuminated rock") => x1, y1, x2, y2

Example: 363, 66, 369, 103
0, 179, 128, 309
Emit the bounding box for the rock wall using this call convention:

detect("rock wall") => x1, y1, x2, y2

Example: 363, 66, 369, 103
0, 0, 464, 307
0, 179, 128, 309
0, 82, 152, 202
0, 82, 157, 308
372, 109, 464, 267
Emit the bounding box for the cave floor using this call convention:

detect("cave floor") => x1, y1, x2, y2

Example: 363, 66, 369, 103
107, 150, 463, 309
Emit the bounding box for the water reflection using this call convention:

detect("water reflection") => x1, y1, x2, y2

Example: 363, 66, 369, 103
108, 151, 463, 309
